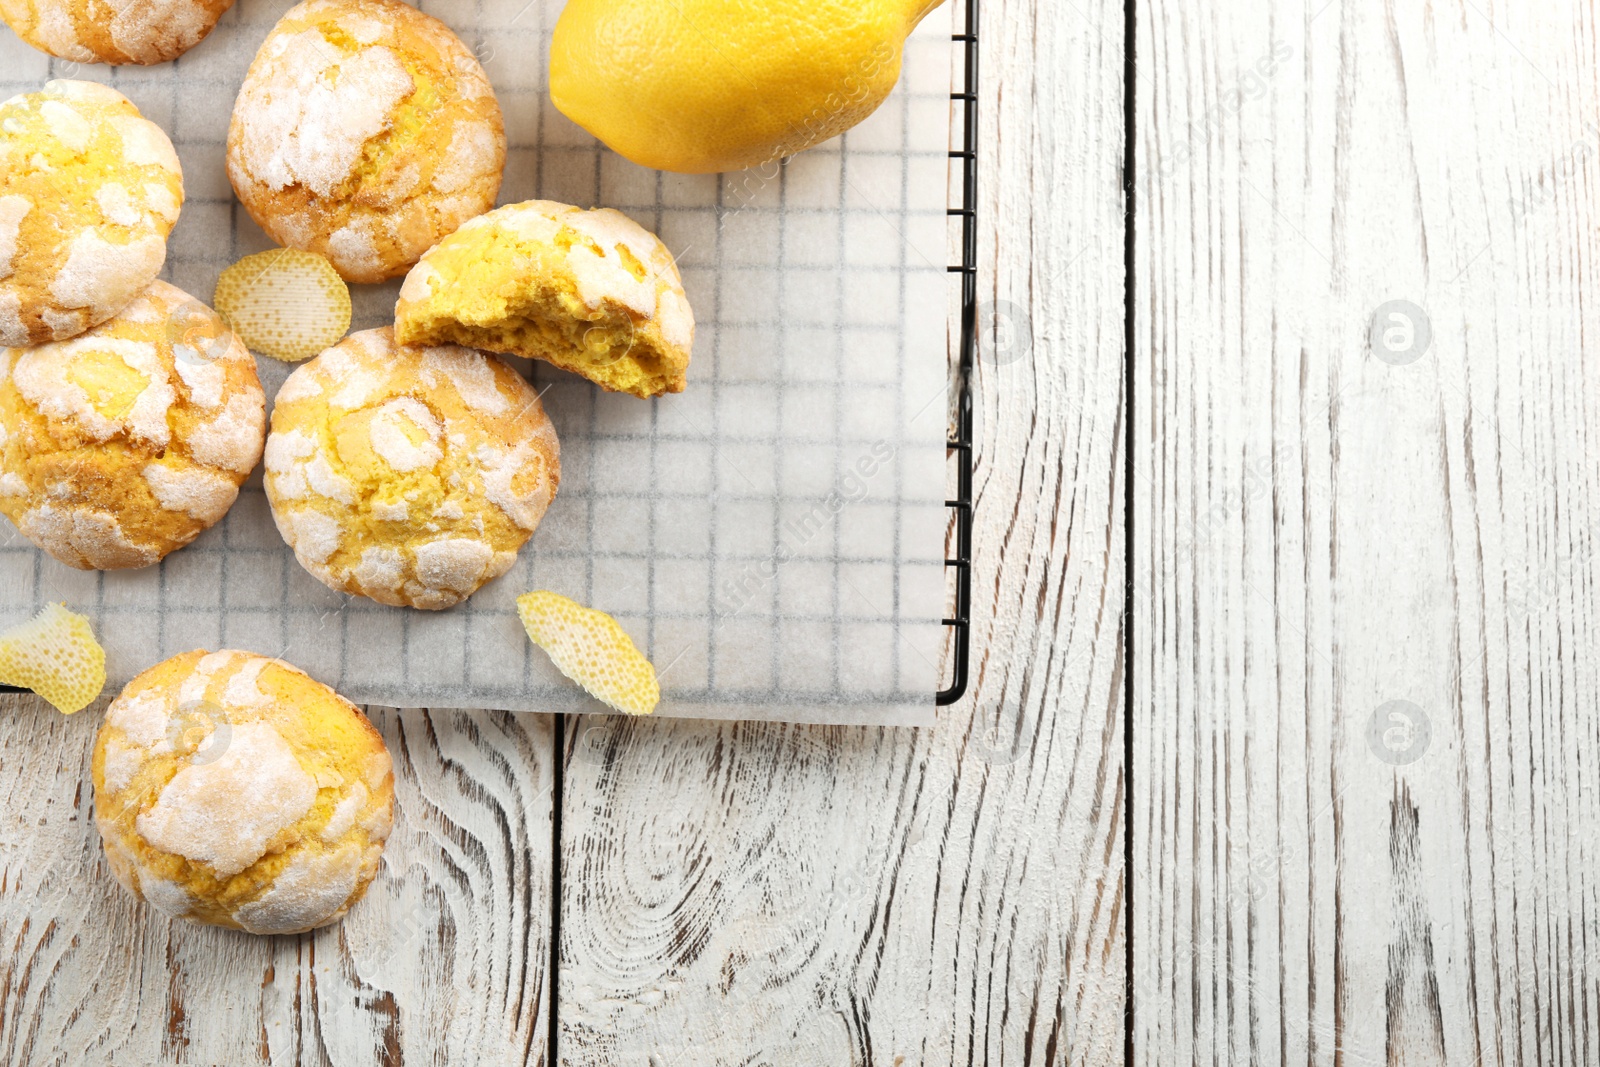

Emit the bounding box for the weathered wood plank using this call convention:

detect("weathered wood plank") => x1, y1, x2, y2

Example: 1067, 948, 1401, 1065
555, 0, 1128, 1062
0, 696, 554, 1066
1133, 1, 1600, 1064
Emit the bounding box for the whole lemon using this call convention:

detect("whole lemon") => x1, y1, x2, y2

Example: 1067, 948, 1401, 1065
549, 0, 945, 174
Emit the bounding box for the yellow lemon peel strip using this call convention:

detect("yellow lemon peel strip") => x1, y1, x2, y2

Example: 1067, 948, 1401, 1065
516, 591, 660, 716
0, 603, 106, 714
214, 248, 352, 362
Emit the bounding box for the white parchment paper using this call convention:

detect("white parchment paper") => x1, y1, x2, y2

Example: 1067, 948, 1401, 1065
0, 0, 955, 725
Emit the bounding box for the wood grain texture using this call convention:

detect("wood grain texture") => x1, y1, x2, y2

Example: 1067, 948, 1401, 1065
1133, 1, 1600, 1064
554, 0, 1128, 1063
0, 696, 554, 1066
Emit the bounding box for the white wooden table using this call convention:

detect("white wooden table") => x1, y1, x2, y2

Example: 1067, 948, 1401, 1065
1134, 0, 1600, 1064
8, 0, 1598, 1063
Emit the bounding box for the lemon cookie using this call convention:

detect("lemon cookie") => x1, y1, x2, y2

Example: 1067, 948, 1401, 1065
0, 80, 184, 347
227, 0, 505, 284
0, 280, 266, 570
93, 649, 395, 935
1, 0, 236, 65
394, 200, 694, 399
264, 327, 560, 610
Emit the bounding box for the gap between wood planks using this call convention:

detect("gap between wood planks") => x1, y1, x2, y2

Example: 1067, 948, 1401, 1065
549, 713, 564, 1067
1122, 0, 1137, 1063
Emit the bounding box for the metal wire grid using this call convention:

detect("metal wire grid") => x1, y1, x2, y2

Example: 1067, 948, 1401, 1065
0, 0, 967, 721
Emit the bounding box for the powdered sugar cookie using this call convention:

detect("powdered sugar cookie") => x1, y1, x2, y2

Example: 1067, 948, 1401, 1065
93, 649, 394, 935
0, 280, 265, 570
1, 0, 236, 65
226, 0, 505, 284
264, 328, 559, 610
395, 200, 694, 399
0, 80, 184, 347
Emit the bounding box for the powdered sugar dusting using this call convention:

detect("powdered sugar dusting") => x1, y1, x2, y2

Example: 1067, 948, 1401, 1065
421, 345, 508, 414
14, 330, 172, 446
174, 351, 225, 410
330, 369, 383, 410
109, 115, 182, 175
264, 427, 316, 474
138, 875, 193, 919
413, 537, 493, 594
397, 261, 439, 303
353, 546, 404, 598
142, 463, 239, 523
15, 505, 156, 568
303, 452, 356, 504
370, 499, 408, 522
273, 366, 325, 405
286, 508, 342, 564
236, 31, 414, 198
363, 749, 392, 792
40, 307, 89, 341
326, 223, 381, 277
478, 440, 555, 531
38, 99, 92, 152
233, 841, 363, 934
564, 207, 666, 276
222, 655, 271, 707
143, 182, 181, 225
106, 687, 172, 748
121, 348, 176, 447
95, 184, 144, 228
110, 0, 214, 64
30, 6, 91, 61
369, 395, 442, 472
101, 736, 144, 794
0, 292, 23, 346
432, 122, 498, 193
0, 195, 30, 280
656, 286, 694, 351
187, 390, 266, 473
136, 721, 318, 878
320, 782, 369, 841
49, 230, 166, 320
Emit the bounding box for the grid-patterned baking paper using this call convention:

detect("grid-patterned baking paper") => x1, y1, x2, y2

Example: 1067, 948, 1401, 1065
0, 0, 955, 725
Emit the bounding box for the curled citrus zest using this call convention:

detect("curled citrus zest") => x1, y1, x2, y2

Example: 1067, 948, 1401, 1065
516, 591, 659, 716
0, 603, 106, 714
214, 248, 351, 362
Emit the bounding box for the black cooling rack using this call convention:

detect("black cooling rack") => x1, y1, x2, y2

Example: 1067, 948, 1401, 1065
4, 13, 981, 709
937, 0, 978, 707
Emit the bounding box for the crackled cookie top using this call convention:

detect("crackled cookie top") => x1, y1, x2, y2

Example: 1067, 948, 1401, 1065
0, 280, 265, 570
0, 80, 183, 347
226, 0, 505, 284
92, 649, 395, 935
265, 327, 560, 610
395, 199, 694, 399
1, 0, 236, 65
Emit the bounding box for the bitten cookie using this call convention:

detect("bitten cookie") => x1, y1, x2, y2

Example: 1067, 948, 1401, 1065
264, 327, 560, 610
0, 80, 184, 346
1, 0, 235, 65
0, 280, 266, 570
93, 649, 395, 935
226, 0, 505, 284
395, 200, 694, 399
